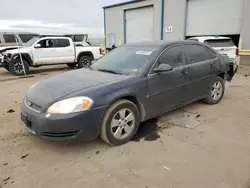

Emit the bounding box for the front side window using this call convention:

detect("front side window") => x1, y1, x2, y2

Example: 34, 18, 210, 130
3, 34, 16, 43
37, 39, 54, 48
183, 44, 211, 64
159, 45, 185, 68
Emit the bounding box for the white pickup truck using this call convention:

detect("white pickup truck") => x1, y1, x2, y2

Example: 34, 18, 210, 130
0, 36, 103, 76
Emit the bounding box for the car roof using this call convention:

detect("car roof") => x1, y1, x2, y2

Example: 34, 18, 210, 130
124, 40, 204, 48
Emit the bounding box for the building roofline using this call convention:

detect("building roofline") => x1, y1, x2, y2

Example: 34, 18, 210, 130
103, 0, 142, 9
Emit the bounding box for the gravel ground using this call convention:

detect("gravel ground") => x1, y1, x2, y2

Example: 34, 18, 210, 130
1, 65, 250, 188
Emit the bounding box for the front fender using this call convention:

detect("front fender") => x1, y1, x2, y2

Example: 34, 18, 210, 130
11, 53, 33, 65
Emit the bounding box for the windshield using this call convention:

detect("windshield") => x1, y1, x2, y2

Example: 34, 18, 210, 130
91, 46, 157, 75
204, 39, 235, 48
23, 37, 40, 47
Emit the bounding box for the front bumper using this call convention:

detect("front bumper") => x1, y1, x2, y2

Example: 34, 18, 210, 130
0, 55, 10, 68
20, 100, 107, 142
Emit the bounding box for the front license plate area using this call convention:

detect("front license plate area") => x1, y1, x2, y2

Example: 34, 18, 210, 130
21, 113, 35, 134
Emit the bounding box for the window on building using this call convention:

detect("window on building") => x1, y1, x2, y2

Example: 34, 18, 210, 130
183, 44, 211, 64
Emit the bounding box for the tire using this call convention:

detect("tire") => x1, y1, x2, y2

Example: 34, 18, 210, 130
9, 59, 30, 76
203, 76, 225, 105
78, 56, 92, 68
4, 66, 10, 72
67, 63, 77, 68
100, 99, 140, 145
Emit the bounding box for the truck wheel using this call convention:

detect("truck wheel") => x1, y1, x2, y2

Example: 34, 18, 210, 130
100, 99, 140, 145
78, 56, 92, 68
4, 66, 10, 72
203, 76, 225, 105
67, 63, 77, 68
9, 59, 30, 76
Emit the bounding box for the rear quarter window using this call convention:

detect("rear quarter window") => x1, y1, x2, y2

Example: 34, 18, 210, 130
183, 44, 212, 64
205, 47, 217, 59
204, 39, 235, 47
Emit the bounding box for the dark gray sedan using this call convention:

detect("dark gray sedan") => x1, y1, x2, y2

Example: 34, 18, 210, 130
21, 41, 235, 145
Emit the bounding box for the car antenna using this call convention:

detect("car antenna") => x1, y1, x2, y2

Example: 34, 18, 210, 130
15, 36, 26, 76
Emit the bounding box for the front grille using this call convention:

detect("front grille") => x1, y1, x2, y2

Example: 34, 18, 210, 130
25, 98, 43, 112
42, 131, 79, 138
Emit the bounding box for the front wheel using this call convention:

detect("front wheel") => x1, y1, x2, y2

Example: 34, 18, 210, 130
78, 56, 92, 68
203, 76, 225, 104
100, 99, 140, 145
9, 59, 30, 76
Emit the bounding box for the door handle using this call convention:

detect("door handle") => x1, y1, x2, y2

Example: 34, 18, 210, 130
210, 63, 216, 68
180, 68, 188, 76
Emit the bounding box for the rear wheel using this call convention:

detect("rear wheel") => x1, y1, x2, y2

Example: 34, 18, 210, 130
203, 76, 225, 104
67, 63, 77, 68
78, 56, 92, 68
9, 59, 30, 76
100, 99, 140, 145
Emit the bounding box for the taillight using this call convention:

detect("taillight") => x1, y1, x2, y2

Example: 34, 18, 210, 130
99, 48, 103, 54
236, 48, 239, 56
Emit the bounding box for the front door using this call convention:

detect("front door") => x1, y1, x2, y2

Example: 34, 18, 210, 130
147, 45, 190, 117
33, 39, 56, 65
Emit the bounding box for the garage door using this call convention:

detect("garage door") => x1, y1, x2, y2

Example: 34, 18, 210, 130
125, 6, 154, 43
186, 0, 244, 36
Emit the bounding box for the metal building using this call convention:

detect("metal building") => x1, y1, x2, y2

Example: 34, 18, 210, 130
103, 0, 250, 64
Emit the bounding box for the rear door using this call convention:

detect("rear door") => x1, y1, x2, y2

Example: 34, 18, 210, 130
183, 44, 218, 100
147, 45, 190, 116
53, 39, 74, 63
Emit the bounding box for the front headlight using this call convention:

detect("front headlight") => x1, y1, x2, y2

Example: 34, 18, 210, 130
47, 96, 93, 114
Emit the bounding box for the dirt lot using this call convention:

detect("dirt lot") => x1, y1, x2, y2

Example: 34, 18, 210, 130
1, 65, 250, 188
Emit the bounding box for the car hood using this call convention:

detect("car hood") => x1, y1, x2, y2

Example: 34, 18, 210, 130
26, 69, 129, 108
5, 47, 30, 54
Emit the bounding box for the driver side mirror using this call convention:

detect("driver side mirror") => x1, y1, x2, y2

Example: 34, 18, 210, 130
153, 63, 173, 73
34, 44, 41, 48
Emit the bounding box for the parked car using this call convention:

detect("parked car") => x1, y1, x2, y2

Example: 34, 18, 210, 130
21, 41, 235, 145
0, 36, 103, 76
188, 36, 237, 63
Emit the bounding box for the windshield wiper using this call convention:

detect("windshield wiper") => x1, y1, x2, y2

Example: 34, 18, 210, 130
97, 69, 122, 75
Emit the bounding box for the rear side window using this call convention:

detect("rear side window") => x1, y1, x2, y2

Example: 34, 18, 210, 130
74, 35, 84, 42
183, 44, 211, 64
19, 34, 37, 43
204, 39, 235, 47
159, 45, 185, 68
3, 34, 16, 43
54, 39, 70, 47
205, 47, 217, 59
